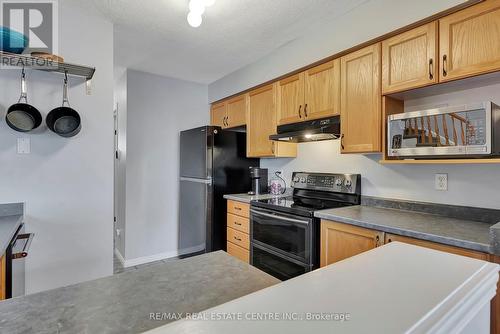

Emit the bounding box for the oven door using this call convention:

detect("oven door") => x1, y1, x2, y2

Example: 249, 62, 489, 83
252, 243, 311, 281
250, 207, 313, 264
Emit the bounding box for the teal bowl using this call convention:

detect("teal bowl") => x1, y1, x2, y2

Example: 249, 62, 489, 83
0, 26, 28, 54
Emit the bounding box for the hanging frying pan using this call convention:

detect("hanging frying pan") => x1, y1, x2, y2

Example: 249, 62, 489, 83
46, 72, 81, 138
5, 69, 42, 132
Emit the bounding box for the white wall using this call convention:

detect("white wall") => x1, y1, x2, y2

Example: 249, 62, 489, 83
208, 0, 467, 102
113, 66, 127, 257
124, 69, 208, 263
0, 3, 114, 293
262, 82, 500, 210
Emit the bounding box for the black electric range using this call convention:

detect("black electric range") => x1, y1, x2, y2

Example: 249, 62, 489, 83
250, 172, 361, 281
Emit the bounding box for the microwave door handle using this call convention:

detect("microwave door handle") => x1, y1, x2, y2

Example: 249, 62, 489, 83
12, 233, 35, 259
250, 209, 310, 225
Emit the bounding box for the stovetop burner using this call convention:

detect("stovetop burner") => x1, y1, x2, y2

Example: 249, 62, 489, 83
251, 172, 362, 217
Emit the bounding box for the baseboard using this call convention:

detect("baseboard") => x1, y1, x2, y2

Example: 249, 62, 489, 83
122, 244, 205, 268
114, 248, 125, 266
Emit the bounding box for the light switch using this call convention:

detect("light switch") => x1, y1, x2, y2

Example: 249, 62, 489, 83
17, 138, 30, 154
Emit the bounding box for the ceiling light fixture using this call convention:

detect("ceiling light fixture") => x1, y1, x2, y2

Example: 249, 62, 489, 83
187, 0, 215, 28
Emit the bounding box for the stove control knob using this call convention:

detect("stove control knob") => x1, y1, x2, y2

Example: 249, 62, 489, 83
299, 177, 306, 183
344, 179, 352, 188
293, 176, 300, 183
335, 178, 344, 187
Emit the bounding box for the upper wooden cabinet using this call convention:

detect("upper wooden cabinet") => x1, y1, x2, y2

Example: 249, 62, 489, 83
440, 1, 500, 82
305, 59, 341, 120
226, 95, 247, 128
277, 73, 305, 125
247, 84, 297, 158
210, 102, 226, 128
340, 43, 382, 153
320, 220, 384, 267
210, 95, 247, 129
382, 22, 438, 94
277, 60, 340, 125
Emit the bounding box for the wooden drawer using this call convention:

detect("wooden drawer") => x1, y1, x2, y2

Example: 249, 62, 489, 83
385, 234, 488, 260
227, 200, 249, 218
227, 227, 249, 250
0, 254, 6, 300
227, 241, 250, 263
227, 213, 249, 234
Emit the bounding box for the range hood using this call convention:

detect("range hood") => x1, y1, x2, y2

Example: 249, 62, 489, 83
269, 116, 340, 143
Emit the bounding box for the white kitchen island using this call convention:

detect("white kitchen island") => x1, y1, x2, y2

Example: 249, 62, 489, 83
147, 242, 499, 334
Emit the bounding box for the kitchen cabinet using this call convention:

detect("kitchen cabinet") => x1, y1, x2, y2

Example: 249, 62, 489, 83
0, 254, 5, 300
320, 220, 384, 267
226, 200, 250, 263
439, 1, 500, 82
277, 60, 340, 125
210, 95, 247, 129
384, 234, 489, 260
382, 22, 438, 94
210, 101, 227, 128
340, 43, 382, 153
247, 84, 297, 158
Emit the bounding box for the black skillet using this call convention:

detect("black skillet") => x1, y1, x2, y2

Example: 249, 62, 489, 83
6, 69, 42, 132
46, 72, 81, 137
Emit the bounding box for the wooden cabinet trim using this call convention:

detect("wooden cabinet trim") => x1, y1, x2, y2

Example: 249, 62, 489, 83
226, 94, 247, 128
305, 59, 341, 120
0, 254, 6, 301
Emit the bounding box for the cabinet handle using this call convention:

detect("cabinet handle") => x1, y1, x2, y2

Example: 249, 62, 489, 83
304, 104, 308, 118
429, 58, 433, 80
298, 105, 302, 118
375, 235, 380, 247
234, 236, 242, 242
222, 116, 226, 127
234, 207, 242, 211
340, 134, 345, 150
387, 238, 392, 243
442, 55, 447, 77
271, 142, 275, 154
225, 116, 229, 127
234, 222, 242, 226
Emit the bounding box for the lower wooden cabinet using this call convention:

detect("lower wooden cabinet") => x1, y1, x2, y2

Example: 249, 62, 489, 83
0, 254, 6, 300
320, 220, 384, 267
227, 242, 250, 263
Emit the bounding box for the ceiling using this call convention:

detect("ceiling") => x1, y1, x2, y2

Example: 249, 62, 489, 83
73, 0, 370, 84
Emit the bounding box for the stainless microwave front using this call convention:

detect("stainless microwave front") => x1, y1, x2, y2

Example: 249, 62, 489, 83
387, 102, 500, 158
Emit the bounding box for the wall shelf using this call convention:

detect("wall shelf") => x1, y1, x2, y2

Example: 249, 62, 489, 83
380, 159, 500, 165
0, 51, 95, 94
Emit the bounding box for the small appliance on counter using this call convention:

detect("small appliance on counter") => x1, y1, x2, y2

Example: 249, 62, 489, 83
248, 167, 268, 195
388, 101, 500, 158
250, 172, 361, 281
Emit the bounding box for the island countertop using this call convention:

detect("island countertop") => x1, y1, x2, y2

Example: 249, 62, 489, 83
0, 203, 24, 255
0, 251, 279, 334
147, 242, 499, 334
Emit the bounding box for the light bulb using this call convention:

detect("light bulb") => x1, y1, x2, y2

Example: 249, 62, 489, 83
189, 0, 205, 14
187, 12, 202, 27
304, 134, 313, 139
204, 0, 215, 7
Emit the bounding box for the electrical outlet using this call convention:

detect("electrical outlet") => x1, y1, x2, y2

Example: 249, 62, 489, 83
17, 138, 30, 154
435, 174, 448, 191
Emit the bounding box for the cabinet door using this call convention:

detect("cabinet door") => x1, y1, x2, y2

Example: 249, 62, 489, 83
320, 220, 384, 267
340, 43, 382, 153
382, 22, 438, 94
304, 59, 341, 120
226, 95, 247, 128
439, 1, 500, 82
211, 102, 227, 128
384, 234, 488, 260
277, 73, 305, 125
247, 84, 278, 157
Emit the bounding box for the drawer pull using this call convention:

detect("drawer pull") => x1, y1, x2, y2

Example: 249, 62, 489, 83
234, 236, 242, 242
234, 207, 242, 211
234, 222, 242, 226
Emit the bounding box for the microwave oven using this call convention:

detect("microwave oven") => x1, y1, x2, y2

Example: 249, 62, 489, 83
387, 102, 500, 158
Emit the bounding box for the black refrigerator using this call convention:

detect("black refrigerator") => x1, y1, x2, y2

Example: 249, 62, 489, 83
179, 126, 259, 254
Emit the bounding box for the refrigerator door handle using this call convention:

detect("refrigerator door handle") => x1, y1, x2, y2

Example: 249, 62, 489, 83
180, 177, 212, 185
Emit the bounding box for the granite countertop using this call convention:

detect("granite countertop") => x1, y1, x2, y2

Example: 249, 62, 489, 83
315, 205, 494, 254
0, 251, 279, 334
223, 192, 290, 204
0, 203, 24, 255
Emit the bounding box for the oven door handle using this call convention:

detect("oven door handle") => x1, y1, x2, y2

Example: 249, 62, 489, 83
12, 233, 35, 259
250, 209, 310, 225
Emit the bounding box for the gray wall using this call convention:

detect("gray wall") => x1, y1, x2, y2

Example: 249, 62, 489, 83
0, 3, 114, 293
123, 69, 208, 263
208, 0, 467, 102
